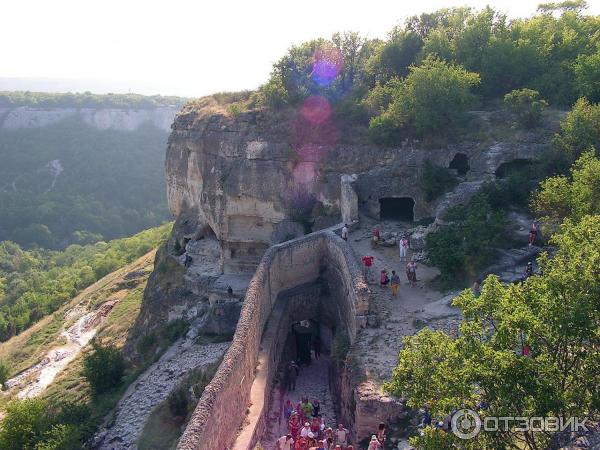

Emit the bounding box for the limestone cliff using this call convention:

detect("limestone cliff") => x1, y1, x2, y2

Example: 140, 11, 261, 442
0, 105, 178, 131
165, 104, 554, 274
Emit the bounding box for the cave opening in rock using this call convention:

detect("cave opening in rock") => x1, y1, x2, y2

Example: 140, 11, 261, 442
379, 197, 415, 222
290, 320, 323, 365
495, 159, 532, 178
449, 153, 470, 176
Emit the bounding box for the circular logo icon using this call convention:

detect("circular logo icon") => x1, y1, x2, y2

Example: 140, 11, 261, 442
451, 408, 482, 439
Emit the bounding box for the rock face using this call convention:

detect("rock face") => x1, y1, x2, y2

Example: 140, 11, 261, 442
0, 106, 178, 131
132, 103, 555, 448
165, 105, 549, 275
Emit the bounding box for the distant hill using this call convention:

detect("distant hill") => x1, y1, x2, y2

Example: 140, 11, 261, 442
0, 91, 189, 248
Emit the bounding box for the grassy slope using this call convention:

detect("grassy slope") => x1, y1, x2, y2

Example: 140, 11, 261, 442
0, 249, 156, 413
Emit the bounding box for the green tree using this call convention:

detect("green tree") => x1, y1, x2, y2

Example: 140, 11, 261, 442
387, 216, 600, 449
504, 88, 548, 129
553, 98, 600, 158
0, 359, 9, 389
364, 29, 423, 84
425, 193, 507, 281
418, 162, 458, 202
0, 399, 51, 449
34, 424, 80, 450
369, 56, 479, 140
82, 342, 125, 396
532, 150, 600, 227
574, 47, 600, 102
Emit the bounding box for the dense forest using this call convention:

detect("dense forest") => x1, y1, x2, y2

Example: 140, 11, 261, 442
0, 223, 171, 342
0, 91, 187, 109
233, 1, 600, 145
0, 118, 172, 248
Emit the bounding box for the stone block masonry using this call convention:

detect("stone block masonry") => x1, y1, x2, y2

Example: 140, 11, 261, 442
177, 230, 370, 450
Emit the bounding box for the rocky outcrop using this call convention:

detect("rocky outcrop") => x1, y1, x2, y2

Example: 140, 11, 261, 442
165, 105, 549, 275
0, 106, 177, 131
139, 103, 555, 449
94, 340, 229, 450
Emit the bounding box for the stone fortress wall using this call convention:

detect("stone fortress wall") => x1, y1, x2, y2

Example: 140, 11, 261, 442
177, 229, 370, 450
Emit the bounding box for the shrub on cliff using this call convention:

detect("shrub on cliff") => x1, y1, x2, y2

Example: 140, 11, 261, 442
418, 162, 458, 202
0, 359, 9, 389
82, 342, 125, 396
0, 399, 84, 449
426, 193, 508, 282
532, 150, 600, 229
504, 88, 548, 129
553, 97, 600, 158
368, 56, 480, 139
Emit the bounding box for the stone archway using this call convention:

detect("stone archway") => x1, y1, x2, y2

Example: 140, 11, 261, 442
449, 153, 470, 176
379, 197, 415, 222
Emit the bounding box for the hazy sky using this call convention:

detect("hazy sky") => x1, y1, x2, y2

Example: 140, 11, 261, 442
1, 0, 599, 97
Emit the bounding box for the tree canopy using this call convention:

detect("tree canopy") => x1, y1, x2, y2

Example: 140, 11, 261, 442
387, 214, 600, 449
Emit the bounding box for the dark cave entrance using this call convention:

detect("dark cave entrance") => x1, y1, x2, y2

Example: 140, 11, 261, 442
495, 159, 532, 178
292, 320, 318, 365
379, 197, 415, 222
449, 153, 470, 176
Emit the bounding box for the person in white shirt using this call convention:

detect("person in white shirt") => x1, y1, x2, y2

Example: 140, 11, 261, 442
399, 236, 409, 260
301, 422, 312, 438
278, 434, 294, 450
335, 423, 349, 447
341, 224, 348, 241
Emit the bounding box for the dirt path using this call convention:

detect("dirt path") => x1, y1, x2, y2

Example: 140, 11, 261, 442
348, 223, 461, 381
94, 340, 229, 450
262, 356, 337, 448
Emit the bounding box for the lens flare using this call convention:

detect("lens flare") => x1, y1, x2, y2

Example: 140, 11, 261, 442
300, 96, 332, 125
293, 161, 318, 184
312, 45, 343, 86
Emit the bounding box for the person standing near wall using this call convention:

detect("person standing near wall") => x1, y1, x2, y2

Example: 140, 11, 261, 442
341, 224, 348, 241
286, 361, 299, 391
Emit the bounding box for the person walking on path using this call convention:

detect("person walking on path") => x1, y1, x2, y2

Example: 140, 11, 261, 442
341, 224, 348, 241
368, 436, 382, 450
399, 236, 409, 260
335, 423, 350, 448
184, 253, 192, 268
390, 270, 400, 297
279, 434, 295, 450
376, 423, 387, 447
313, 336, 321, 360
362, 255, 374, 284
528, 221, 538, 247
289, 413, 301, 440
406, 261, 417, 287
371, 226, 380, 248
380, 269, 389, 288
524, 261, 534, 279
286, 360, 299, 391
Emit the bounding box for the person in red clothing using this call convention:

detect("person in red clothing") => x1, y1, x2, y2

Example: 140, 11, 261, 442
380, 269, 389, 288
362, 255, 374, 283
289, 412, 301, 440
